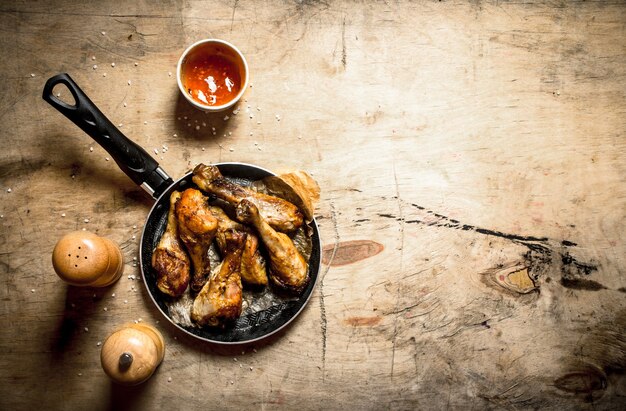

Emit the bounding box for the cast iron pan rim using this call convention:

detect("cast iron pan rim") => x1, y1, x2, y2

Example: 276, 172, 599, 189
138, 162, 322, 345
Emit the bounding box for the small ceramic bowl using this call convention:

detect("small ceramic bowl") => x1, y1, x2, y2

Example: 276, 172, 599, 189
177, 39, 249, 112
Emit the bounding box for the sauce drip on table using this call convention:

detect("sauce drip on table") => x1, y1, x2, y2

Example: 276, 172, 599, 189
182, 53, 241, 106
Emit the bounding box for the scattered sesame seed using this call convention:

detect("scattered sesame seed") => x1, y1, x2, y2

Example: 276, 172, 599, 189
61, 213, 66, 217
84, 327, 89, 332
105, 157, 110, 161
173, 133, 177, 137
92, 56, 96, 61
112, 293, 116, 297
257, 107, 261, 111
212, 127, 216, 131
118, 123, 123, 127
111, 62, 116, 67
249, 114, 254, 119
168, 377, 172, 382
228, 132, 232, 136
78, 373, 82, 376
138, 318, 142, 322
154, 148, 159, 155
223, 115, 229, 121
257, 121, 261, 125
230, 380, 234, 385
233, 358, 238, 362
127, 80, 131, 86
97, 341, 101, 346
31, 289, 35, 293
229, 147, 234, 152
257, 146, 262, 151
249, 132, 253, 136
275, 114, 281, 121
133, 225, 137, 229
201, 147, 205, 151
103, 73, 107, 77
195, 125, 200, 130
168, 72, 172, 77
6, 188, 11, 193
144, 121, 147, 125
123, 102, 127, 107
124, 300, 128, 304
252, 348, 257, 353
90, 146, 94, 152
132, 235, 136, 240
84, 218, 89, 223
133, 257, 137, 261
103, 307, 108, 311
101, 31, 106, 35
239, 364, 242, 368
134, 62, 139, 66
250, 366, 253, 371
92, 65, 98, 70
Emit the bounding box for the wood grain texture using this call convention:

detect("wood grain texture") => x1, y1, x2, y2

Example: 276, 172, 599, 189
1, 0, 625, 409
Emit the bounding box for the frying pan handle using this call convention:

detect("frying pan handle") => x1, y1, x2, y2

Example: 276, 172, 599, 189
42, 73, 173, 199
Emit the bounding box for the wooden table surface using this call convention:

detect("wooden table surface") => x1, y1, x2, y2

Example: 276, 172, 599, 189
1, 1, 625, 409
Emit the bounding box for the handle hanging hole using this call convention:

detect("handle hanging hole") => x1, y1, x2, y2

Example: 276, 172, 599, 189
51, 83, 77, 107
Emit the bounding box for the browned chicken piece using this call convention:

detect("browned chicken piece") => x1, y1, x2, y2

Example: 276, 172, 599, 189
191, 230, 246, 326
175, 188, 218, 294
151, 191, 191, 297
236, 199, 309, 294
209, 206, 268, 287
192, 163, 304, 233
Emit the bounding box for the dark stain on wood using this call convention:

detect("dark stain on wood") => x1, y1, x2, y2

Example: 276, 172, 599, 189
561, 251, 598, 276
344, 316, 382, 327
322, 240, 384, 266
560, 277, 606, 291
554, 367, 607, 401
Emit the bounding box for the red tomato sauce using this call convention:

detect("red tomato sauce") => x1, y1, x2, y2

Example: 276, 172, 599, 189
181, 53, 242, 106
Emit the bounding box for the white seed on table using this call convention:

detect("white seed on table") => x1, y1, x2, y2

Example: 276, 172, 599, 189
6, 188, 11, 193
90, 146, 94, 152
97, 341, 101, 346
84, 327, 89, 332
111, 62, 115, 67
61, 213, 66, 217
84, 218, 89, 223
92, 65, 97, 70
105, 157, 110, 161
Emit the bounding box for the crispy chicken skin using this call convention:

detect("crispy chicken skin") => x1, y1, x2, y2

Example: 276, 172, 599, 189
151, 191, 191, 297
191, 230, 246, 326
209, 206, 268, 286
175, 188, 218, 294
236, 199, 309, 294
192, 164, 304, 233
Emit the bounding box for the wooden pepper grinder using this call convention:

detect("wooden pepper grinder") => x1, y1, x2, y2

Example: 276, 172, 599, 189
52, 230, 124, 287
101, 323, 165, 385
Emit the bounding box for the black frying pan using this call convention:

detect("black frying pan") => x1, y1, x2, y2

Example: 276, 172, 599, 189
43, 73, 321, 344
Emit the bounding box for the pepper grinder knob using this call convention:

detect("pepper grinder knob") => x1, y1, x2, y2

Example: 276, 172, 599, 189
52, 231, 124, 287
100, 323, 165, 385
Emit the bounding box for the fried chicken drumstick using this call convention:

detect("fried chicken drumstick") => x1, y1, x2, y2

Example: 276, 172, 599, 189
236, 199, 309, 294
175, 188, 218, 293
151, 191, 191, 297
192, 164, 303, 233
191, 230, 246, 326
